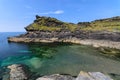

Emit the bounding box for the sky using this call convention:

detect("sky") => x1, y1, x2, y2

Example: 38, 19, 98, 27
0, 0, 120, 32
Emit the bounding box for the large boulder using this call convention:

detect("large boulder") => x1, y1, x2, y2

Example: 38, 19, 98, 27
76, 71, 113, 80
7, 64, 30, 80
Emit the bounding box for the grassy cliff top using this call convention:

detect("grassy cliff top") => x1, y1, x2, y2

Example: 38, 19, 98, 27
25, 15, 77, 31
25, 15, 120, 32
79, 16, 120, 32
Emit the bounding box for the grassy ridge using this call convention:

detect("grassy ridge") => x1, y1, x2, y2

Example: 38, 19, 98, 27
81, 21, 120, 32
80, 16, 120, 32
25, 15, 77, 31
25, 15, 120, 32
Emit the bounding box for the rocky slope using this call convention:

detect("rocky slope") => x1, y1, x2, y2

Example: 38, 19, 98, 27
8, 15, 120, 49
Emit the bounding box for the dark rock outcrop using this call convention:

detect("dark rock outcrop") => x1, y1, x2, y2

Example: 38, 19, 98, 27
13, 31, 120, 42
77, 22, 91, 27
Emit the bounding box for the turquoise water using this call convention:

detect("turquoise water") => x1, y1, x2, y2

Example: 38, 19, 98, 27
0, 32, 120, 76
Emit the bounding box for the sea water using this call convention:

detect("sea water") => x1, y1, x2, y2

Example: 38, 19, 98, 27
0, 32, 120, 76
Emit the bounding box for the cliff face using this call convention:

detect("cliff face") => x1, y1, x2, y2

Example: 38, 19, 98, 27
16, 31, 120, 42
18, 15, 120, 41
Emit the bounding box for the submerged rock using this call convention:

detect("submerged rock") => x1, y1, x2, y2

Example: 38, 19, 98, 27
7, 64, 30, 80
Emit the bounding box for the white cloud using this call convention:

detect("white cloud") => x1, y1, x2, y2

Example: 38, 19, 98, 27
25, 10, 64, 19
54, 10, 64, 14
39, 10, 64, 15
25, 5, 32, 9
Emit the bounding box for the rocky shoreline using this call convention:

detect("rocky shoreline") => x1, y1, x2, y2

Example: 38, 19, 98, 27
8, 31, 120, 49
0, 64, 114, 80
8, 15, 120, 49
8, 37, 120, 49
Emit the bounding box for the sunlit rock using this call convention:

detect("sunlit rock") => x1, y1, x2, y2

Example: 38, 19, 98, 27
76, 71, 113, 80
36, 74, 75, 80
7, 64, 30, 80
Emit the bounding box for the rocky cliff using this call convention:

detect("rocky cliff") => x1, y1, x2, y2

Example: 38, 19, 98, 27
25, 15, 77, 31
8, 15, 120, 49
25, 15, 120, 32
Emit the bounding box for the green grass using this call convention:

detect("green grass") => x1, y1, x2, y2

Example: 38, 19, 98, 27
25, 16, 78, 31
80, 21, 120, 32
26, 23, 77, 31
25, 16, 120, 32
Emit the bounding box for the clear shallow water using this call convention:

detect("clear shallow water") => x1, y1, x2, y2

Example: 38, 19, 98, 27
0, 32, 120, 76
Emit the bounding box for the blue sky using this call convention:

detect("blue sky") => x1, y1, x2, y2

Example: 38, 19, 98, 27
0, 0, 120, 32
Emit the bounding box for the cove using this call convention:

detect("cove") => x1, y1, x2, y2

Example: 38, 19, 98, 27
0, 32, 120, 77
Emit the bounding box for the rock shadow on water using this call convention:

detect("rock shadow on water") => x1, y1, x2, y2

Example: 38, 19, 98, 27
27, 42, 72, 59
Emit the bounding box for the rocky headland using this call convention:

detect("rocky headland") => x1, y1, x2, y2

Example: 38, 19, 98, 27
8, 15, 120, 49
6, 16, 120, 80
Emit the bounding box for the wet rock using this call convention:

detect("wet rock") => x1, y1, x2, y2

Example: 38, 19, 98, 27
36, 74, 75, 80
76, 71, 113, 80
7, 64, 30, 80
